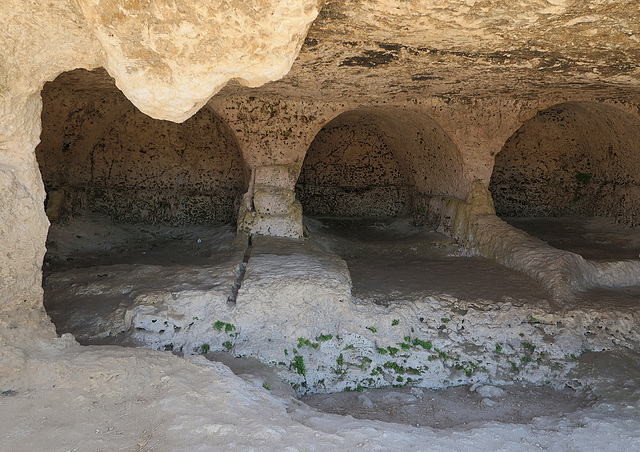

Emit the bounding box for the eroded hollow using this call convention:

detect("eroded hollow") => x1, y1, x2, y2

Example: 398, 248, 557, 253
489, 101, 640, 260
37, 69, 248, 227
297, 108, 550, 305
37, 69, 248, 343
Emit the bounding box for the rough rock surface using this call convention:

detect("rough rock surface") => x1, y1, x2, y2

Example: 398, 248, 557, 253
38, 74, 248, 225
3, 1, 640, 450
75, 0, 322, 121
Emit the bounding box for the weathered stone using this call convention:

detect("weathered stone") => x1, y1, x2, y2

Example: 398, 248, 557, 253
3, 1, 640, 448
253, 186, 296, 215
238, 199, 304, 238
254, 164, 300, 191
74, 0, 323, 121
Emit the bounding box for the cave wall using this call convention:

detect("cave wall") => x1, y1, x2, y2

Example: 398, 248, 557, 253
2, 0, 640, 351
296, 111, 413, 218
0, 0, 322, 348
490, 102, 640, 226
37, 72, 247, 226
296, 108, 466, 221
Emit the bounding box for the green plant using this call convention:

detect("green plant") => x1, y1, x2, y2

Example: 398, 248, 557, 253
412, 338, 432, 350
441, 317, 450, 323
223, 341, 232, 350
200, 344, 210, 354
262, 382, 272, 391
434, 348, 448, 360
384, 362, 405, 374
292, 356, 306, 375
214, 321, 236, 334
336, 353, 345, 366
367, 326, 377, 333
391, 319, 399, 326
317, 334, 333, 342
298, 337, 319, 349
454, 361, 478, 377
387, 346, 399, 356
376, 347, 388, 355
495, 343, 502, 352
510, 362, 519, 371
164, 343, 173, 351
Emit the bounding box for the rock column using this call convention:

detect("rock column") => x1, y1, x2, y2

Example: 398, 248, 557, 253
0, 95, 58, 347
210, 96, 345, 238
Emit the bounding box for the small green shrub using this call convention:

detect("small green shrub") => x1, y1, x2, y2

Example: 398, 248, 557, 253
292, 356, 306, 375
412, 338, 432, 350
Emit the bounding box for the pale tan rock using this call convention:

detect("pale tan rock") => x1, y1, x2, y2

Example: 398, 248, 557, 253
75, 0, 323, 121
238, 199, 304, 238
254, 164, 300, 190
253, 186, 296, 215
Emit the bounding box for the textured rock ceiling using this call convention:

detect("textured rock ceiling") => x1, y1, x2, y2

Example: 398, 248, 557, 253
253, 0, 640, 102
53, 0, 640, 108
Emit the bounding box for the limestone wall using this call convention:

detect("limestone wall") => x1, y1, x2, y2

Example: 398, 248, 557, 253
37, 71, 247, 225
0, 0, 321, 348
296, 110, 413, 217
296, 108, 466, 219
490, 102, 640, 226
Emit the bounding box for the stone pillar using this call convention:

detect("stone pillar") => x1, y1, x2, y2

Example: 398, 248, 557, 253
209, 96, 346, 238
423, 98, 531, 190
238, 164, 304, 237
0, 94, 58, 348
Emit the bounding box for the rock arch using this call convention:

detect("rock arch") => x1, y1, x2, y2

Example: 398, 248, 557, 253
490, 101, 640, 227
296, 108, 465, 220
36, 69, 248, 226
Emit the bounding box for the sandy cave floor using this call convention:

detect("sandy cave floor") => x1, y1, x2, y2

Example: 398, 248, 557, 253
20, 213, 640, 450
43, 214, 558, 343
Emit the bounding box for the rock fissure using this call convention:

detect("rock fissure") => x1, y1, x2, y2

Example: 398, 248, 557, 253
228, 234, 253, 304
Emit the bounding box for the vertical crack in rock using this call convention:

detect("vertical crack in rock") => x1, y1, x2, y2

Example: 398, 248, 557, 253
228, 234, 253, 303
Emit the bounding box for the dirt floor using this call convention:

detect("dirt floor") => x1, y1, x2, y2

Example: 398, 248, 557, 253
15, 213, 640, 451
306, 217, 552, 305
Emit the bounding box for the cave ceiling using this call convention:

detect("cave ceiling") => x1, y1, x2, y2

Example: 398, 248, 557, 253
48, 1, 640, 109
